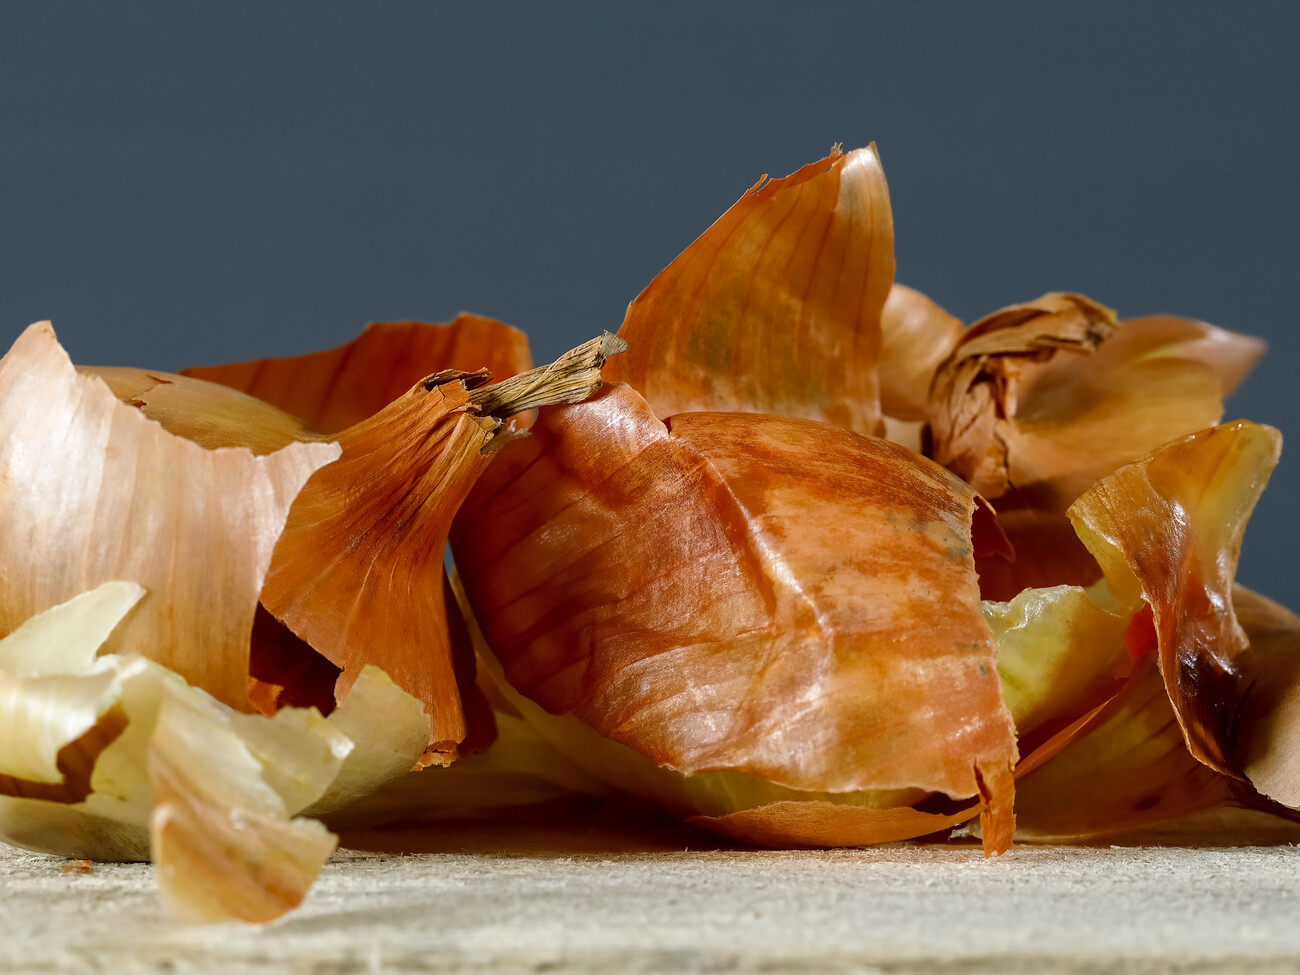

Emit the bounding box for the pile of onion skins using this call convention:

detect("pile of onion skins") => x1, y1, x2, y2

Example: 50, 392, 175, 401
2, 144, 1298, 923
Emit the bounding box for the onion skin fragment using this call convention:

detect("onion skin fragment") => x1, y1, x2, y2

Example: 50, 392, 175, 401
878, 283, 964, 424
1232, 587, 1300, 808
452, 383, 1017, 854
179, 314, 533, 434
605, 145, 893, 435
149, 691, 337, 924
261, 376, 497, 764
86, 327, 615, 762
689, 801, 979, 849
1013, 656, 1234, 841
0, 323, 340, 713
928, 295, 1261, 513
262, 335, 624, 764
1068, 420, 1280, 777
85, 366, 328, 455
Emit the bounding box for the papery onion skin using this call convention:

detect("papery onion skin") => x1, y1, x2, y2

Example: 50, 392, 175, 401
261, 375, 497, 763
1068, 420, 1280, 777
261, 336, 623, 764
1013, 656, 1234, 841
0, 323, 339, 713
1228, 587, 1300, 807
452, 382, 1018, 852
928, 295, 1261, 513
180, 314, 533, 434
878, 283, 964, 424
605, 145, 893, 435
149, 691, 337, 924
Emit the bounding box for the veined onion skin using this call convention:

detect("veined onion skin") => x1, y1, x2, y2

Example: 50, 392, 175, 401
452, 382, 1018, 854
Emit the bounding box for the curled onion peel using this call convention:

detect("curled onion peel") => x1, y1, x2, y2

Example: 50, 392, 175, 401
977, 421, 1290, 840
1068, 420, 1280, 777
452, 383, 1018, 855
606, 145, 893, 436
877, 284, 964, 452
0, 323, 340, 712
1011, 656, 1235, 841
926, 295, 1264, 601
87, 326, 622, 763
0, 583, 435, 920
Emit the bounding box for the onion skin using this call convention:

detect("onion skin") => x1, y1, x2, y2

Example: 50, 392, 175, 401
180, 314, 532, 434
927, 294, 1264, 599
1068, 420, 1280, 777
1234, 587, 1300, 807
1013, 655, 1234, 841
878, 283, 964, 424
605, 145, 893, 435
261, 375, 498, 763
0, 323, 339, 713
452, 383, 1018, 853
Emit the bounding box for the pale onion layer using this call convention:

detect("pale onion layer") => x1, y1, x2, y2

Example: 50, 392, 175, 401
0, 322, 340, 713
0, 583, 429, 922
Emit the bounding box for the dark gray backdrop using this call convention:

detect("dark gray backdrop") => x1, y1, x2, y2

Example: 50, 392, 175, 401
4, 2, 1298, 608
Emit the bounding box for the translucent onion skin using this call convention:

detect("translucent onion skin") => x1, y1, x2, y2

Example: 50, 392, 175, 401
1068, 420, 1280, 778
0, 323, 339, 713
1233, 587, 1300, 806
452, 383, 1018, 854
605, 145, 894, 436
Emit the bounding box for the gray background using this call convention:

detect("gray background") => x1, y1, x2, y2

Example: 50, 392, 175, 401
3, 2, 1297, 608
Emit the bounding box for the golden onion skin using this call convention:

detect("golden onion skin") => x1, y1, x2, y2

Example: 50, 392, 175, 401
452, 383, 1018, 853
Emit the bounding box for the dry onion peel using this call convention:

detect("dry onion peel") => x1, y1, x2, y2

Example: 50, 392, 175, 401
87, 328, 622, 762
928, 294, 1260, 512
0, 583, 433, 921
261, 332, 625, 764
0, 322, 341, 713
1226, 587, 1300, 807
878, 283, 964, 431
179, 313, 533, 434
1011, 655, 1234, 841
605, 145, 893, 435
149, 689, 338, 924
1068, 420, 1280, 777
86, 366, 328, 455
452, 383, 1018, 854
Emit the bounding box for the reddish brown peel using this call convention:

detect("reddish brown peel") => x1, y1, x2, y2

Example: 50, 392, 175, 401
1068, 421, 1281, 777
928, 295, 1259, 514
606, 145, 893, 434
453, 383, 1017, 849
181, 314, 533, 434
689, 800, 979, 850
262, 377, 497, 763
261, 334, 625, 762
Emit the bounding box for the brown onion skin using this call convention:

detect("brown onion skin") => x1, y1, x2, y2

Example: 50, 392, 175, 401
1068, 421, 1281, 778
451, 383, 1017, 848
